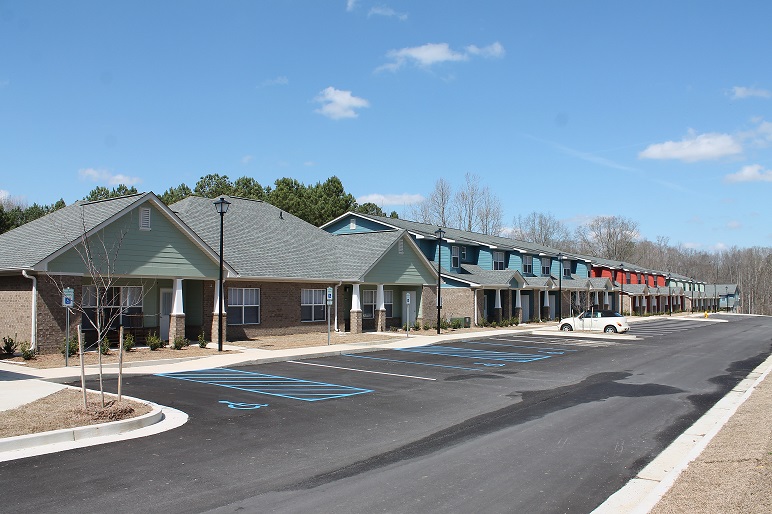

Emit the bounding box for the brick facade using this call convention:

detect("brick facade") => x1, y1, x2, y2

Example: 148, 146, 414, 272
0, 275, 33, 347
421, 285, 475, 327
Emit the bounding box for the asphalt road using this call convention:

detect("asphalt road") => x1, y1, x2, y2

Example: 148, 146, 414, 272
2, 315, 770, 513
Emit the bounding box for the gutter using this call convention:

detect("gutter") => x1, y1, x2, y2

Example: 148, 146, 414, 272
21, 270, 37, 352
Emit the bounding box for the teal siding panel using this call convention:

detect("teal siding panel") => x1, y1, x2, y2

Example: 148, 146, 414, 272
478, 248, 493, 270
576, 261, 589, 278
508, 252, 522, 271
363, 239, 435, 284
325, 216, 390, 234
49, 203, 220, 278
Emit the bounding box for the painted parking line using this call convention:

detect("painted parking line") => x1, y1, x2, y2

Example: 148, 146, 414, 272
395, 346, 552, 363
287, 360, 436, 381
157, 368, 373, 402
473, 340, 577, 354
342, 353, 485, 372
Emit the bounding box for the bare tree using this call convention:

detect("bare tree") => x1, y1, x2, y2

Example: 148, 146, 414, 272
511, 212, 571, 248
454, 172, 482, 232
476, 185, 503, 235
575, 215, 638, 262
410, 178, 454, 227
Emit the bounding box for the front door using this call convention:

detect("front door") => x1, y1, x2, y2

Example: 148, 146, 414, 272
160, 288, 172, 341
402, 291, 417, 328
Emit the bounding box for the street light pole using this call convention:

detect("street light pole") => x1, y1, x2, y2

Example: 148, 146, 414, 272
435, 228, 445, 335
213, 197, 231, 352
667, 273, 672, 316
619, 264, 624, 315
725, 285, 729, 313
557, 253, 563, 320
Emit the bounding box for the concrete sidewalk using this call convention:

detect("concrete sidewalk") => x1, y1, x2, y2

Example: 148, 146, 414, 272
1, 315, 767, 512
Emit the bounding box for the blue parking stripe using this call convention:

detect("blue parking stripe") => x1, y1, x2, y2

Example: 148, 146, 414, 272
342, 353, 485, 372
463, 341, 574, 354
157, 368, 373, 402
395, 346, 552, 363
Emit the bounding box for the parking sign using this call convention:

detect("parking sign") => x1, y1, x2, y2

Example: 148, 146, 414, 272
62, 287, 74, 307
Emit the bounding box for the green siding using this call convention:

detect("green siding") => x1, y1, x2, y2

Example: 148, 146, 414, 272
48, 202, 219, 278
363, 237, 435, 284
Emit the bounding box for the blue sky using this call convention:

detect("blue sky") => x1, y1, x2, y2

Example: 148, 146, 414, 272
1, 1, 771, 250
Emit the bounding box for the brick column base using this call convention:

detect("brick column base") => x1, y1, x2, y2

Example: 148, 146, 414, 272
514, 307, 522, 323
212, 313, 227, 346
350, 310, 363, 334
541, 306, 550, 321
169, 314, 186, 343
376, 309, 386, 332
494, 308, 502, 323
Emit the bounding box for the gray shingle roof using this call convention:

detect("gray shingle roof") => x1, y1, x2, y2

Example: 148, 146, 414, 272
0, 193, 147, 270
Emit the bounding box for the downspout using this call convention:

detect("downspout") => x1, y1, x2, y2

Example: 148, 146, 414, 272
22, 270, 37, 352
334, 282, 342, 332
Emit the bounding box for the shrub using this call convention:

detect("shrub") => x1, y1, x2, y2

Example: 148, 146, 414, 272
2, 335, 17, 355
20, 341, 34, 360
122, 332, 135, 352
99, 337, 111, 355
61, 338, 77, 357
147, 333, 162, 351
198, 332, 208, 348
450, 318, 463, 329
172, 336, 188, 350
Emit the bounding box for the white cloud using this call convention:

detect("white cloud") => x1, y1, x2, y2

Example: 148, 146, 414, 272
357, 193, 425, 206
303, 161, 316, 167
368, 6, 408, 21
258, 76, 288, 87
241, 155, 254, 164
376, 41, 504, 73
730, 86, 771, 100
724, 164, 772, 183
346, 0, 358, 11
638, 130, 742, 162
313, 87, 370, 120
78, 168, 142, 186
726, 220, 742, 230
682, 242, 702, 249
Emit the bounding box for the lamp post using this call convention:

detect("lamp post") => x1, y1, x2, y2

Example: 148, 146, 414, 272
557, 253, 563, 320
667, 273, 672, 316
434, 228, 445, 334
213, 197, 231, 352
619, 264, 624, 315
725, 285, 729, 313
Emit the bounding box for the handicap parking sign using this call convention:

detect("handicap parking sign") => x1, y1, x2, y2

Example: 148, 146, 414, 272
62, 287, 74, 307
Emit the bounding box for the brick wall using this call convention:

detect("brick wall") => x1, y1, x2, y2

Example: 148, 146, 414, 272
37, 275, 82, 354
421, 285, 474, 326
204, 281, 347, 341
0, 275, 33, 347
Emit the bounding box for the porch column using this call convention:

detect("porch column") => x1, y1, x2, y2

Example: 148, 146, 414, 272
494, 288, 502, 323
375, 284, 386, 332
169, 278, 186, 342
542, 288, 550, 320
211, 280, 227, 345
514, 289, 522, 323
350, 283, 363, 334
603, 291, 609, 309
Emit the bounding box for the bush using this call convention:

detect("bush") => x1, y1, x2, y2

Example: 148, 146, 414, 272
147, 333, 162, 351
3, 335, 18, 355
61, 338, 77, 357
20, 341, 34, 360
198, 332, 208, 348
122, 332, 135, 352
99, 337, 111, 355
172, 336, 188, 350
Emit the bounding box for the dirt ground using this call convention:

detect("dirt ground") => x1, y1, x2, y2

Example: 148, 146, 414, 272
0, 388, 152, 438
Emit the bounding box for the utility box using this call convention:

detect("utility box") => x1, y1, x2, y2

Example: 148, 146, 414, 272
464, 317, 471, 328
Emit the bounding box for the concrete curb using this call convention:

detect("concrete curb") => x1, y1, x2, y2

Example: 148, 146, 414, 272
591, 352, 772, 514
0, 388, 165, 458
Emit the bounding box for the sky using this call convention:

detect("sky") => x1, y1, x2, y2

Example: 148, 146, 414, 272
1, 1, 771, 251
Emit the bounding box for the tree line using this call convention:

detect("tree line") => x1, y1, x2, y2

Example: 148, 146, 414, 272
3, 173, 770, 315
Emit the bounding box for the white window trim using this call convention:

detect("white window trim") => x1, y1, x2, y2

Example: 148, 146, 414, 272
227, 287, 261, 325
384, 289, 394, 318
493, 251, 505, 271
452, 246, 460, 268
301, 288, 326, 322
362, 290, 376, 319
542, 264, 551, 276
523, 255, 533, 274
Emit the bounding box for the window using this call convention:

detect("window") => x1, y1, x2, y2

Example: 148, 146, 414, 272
523, 255, 533, 274
228, 288, 260, 325
638, 273, 643, 283
384, 290, 393, 318
81, 286, 142, 329
493, 251, 505, 270
349, 218, 356, 230
461, 247, 467, 260
139, 208, 151, 230
542, 260, 551, 276
362, 290, 376, 319
301, 289, 326, 322
562, 260, 571, 278
452, 246, 460, 268
625, 272, 631, 283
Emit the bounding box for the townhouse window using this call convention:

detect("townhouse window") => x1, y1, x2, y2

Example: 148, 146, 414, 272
81, 286, 142, 329
542, 262, 551, 276
228, 288, 260, 325
461, 247, 467, 260
493, 251, 505, 270
362, 290, 376, 319
301, 289, 326, 322
562, 260, 571, 278
139, 207, 151, 230
638, 273, 643, 283
625, 272, 631, 283
523, 255, 533, 274
384, 290, 393, 318
452, 246, 460, 268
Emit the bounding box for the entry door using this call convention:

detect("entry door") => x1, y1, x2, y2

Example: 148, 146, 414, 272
160, 288, 172, 341
402, 291, 417, 327
521, 293, 530, 321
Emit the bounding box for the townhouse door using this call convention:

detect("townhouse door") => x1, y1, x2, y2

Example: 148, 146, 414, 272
402, 291, 417, 327
160, 288, 172, 341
